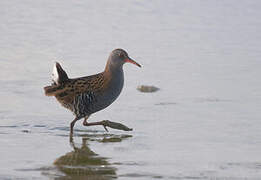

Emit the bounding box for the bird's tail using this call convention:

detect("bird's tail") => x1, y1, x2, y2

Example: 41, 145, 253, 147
44, 85, 65, 96
52, 62, 69, 85
43, 62, 69, 96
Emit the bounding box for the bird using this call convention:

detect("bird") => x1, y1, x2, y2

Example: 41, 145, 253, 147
44, 49, 141, 134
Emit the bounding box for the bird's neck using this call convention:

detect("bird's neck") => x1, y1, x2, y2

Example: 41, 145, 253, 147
102, 61, 124, 102
104, 60, 124, 79
103, 61, 124, 93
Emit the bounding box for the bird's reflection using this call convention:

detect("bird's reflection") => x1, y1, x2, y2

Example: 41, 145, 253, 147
50, 133, 131, 180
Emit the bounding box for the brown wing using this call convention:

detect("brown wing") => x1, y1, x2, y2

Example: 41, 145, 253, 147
53, 73, 108, 110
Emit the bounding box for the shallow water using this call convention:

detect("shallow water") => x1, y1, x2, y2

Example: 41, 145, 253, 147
1, 0, 261, 179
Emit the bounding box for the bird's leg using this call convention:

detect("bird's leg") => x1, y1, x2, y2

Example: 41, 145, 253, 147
83, 116, 132, 132
83, 116, 108, 131
70, 117, 80, 135
82, 115, 90, 126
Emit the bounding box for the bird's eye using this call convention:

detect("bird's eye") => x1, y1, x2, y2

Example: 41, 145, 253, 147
119, 53, 124, 58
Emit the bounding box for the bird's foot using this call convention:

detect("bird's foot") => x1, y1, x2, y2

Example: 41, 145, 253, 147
83, 120, 133, 131
101, 120, 133, 131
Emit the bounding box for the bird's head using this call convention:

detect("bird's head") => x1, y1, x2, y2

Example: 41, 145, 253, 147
107, 49, 141, 69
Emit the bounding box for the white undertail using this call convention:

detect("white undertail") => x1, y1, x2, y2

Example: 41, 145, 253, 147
52, 62, 59, 84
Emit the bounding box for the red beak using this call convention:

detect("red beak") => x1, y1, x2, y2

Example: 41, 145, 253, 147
125, 58, 141, 68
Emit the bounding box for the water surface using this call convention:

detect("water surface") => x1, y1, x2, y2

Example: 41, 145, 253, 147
1, 0, 261, 179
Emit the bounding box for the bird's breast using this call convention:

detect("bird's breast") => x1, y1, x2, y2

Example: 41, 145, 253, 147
91, 70, 124, 113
